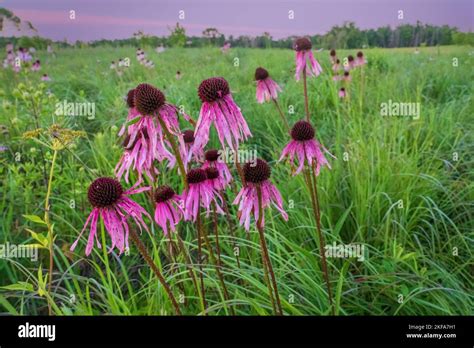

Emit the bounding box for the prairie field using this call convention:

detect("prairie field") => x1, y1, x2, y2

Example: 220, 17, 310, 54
0, 45, 473, 315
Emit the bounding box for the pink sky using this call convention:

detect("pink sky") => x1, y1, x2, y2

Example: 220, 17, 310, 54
3, 0, 473, 41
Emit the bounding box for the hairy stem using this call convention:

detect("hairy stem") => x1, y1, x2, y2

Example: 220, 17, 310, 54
303, 161, 334, 315
256, 185, 283, 315
129, 228, 182, 315
303, 66, 310, 122
156, 115, 188, 190
196, 212, 208, 314
44, 149, 57, 316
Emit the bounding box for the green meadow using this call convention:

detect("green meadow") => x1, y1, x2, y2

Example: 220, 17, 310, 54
0, 45, 472, 315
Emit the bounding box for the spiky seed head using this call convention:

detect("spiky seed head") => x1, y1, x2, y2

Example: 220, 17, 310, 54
205, 149, 220, 162
183, 130, 195, 144
255, 67, 269, 81
294, 37, 312, 51
243, 158, 271, 184
87, 177, 123, 208
134, 83, 166, 115
291, 120, 315, 141
187, 168, 207, 184
198, 77, 230, 103
154, 185, 175, 203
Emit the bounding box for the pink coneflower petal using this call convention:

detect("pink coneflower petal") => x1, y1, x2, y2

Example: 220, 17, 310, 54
233, 159, 288, 231
70, 178, 150, 256
193, 77, 252, 153
279, 120, 334, 175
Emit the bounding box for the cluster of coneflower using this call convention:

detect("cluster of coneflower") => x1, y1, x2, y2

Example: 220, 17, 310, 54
330, 49, 367, 99
72, 36, 349, 316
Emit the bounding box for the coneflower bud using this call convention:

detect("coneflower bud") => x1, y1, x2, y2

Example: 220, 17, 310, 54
357, 51, 363, 58
205, 167, 219, 180
205, 149, 220, 162
198, 77, 230, 103
187, 168, 207, 184
347, 55, 354, 62
290, 120, 315, 141
134, 83, 165, 115
336, 59, 340, 64
154, 185, 175, 203
255, 67, 269, 81
126, 89, 135, 108
87, 177, 123, 208
243, 158, 271, 184
183, 130, 195, 144
294, 37, 312, 51
344, 71, 350, 77
330, 49, 336, 57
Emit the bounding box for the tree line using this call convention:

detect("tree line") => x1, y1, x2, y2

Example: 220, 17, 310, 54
1, 21, 473, 50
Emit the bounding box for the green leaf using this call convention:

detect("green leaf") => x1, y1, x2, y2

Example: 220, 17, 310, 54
126, 116, 141, 126
25, 228, 49, 248
23, 214, 46, 225
1, 282, 34, 292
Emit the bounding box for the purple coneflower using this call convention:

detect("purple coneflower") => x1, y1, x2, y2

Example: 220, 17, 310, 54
329, 49, 337, 64
343, 71, 351, 82
70, 177, 150, 256
356, 51, 367, 66
233, 159, 288, 231
41, 74, 51, 81
255, 67, 282, 104
193, 77, 251, 152
332, 58, 341, 73
293, 37, 322, 81
202, 149, 232, 187
182, 168, 223, 222
31, 60, 41, 72
154, 185, 184, 236
279, 120, 333, 176
345, 55, 355, 71
338, 88, 346, 99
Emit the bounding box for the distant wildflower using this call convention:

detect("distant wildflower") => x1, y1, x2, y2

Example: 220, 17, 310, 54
154, 185, 184, 236
355, 51, 367, 66
345, 55, 355, 71
41, 74, 51, 81
175, 71, 182, 80
221, 42, 231, 54
233, 159, 288, 231
193, 77, 251, 152
31, 60, 41, 72
255, 67, 282, 103
338, 87, 346, 98
71, 178, 150, 256
293, 37, 322, 81
279, 120, 333, 175
343, 71, 351, 82
329, 49, 337, 64
332, 58, 341, 73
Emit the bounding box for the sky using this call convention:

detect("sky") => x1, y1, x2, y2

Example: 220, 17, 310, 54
2, 0, 473, 42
